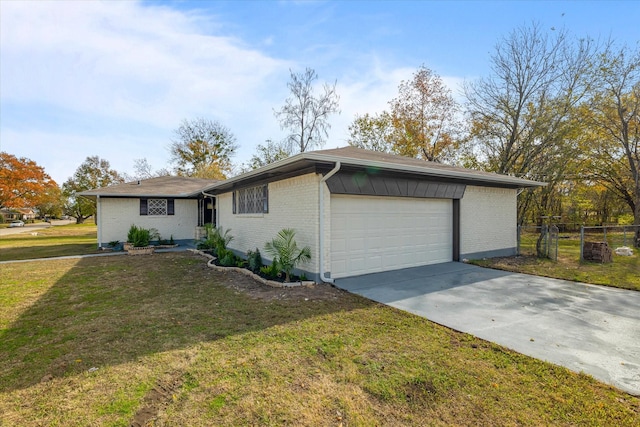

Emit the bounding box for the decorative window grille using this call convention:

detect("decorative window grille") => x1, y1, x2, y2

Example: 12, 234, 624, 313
234, 184, 268, 214
148, 199, 167, 215
140, 199, 174, 216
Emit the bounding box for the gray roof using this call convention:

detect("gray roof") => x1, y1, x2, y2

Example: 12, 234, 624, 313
79, 147, 545, 198
79, 176, 219, 198
208, 146, 545, 192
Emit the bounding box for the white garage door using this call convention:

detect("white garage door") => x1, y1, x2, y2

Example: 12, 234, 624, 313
330, 195, 452, 278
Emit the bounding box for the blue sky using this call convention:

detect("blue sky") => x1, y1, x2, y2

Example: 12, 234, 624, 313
1, 0, 638, 185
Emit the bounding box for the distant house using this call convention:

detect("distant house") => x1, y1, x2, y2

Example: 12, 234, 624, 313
1, 208, 36, 221
17, 208, 37, 220
81, 147, 544, 281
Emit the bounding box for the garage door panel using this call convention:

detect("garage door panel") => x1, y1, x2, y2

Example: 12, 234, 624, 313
331, 195, 452, 278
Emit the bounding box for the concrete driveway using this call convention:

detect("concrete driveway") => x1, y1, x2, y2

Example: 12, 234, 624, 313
335, 262, 640, 396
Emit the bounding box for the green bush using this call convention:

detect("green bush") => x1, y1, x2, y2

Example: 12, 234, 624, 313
259, 263, 281, 280
246, 248, 263, 273
264, 228, 311, 282
218, 249, 238, 267
127, 225, 159, 247
198, 225, 234, 256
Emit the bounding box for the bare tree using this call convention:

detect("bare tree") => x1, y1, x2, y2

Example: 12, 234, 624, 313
274, 68, 340, 153
464, 23, 598, 222
123, 158, 171, 181
584, 44, 640, 245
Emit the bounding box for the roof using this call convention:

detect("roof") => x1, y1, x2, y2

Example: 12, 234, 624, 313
208, 146, 545, 192
79, 176, 219, 198
79, 148, 545, 198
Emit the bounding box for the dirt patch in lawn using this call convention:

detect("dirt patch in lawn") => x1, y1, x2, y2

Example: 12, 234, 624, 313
130, 372, 183, 427
192, 253, 347, 303
214, 269, 346, 302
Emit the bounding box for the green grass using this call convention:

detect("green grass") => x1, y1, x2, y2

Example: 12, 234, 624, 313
1, 253, 638, 426
473, 233, 640, 291
0, 223, 99, 261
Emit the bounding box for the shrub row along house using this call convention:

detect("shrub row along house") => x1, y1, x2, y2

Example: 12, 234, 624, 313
80, 147, 544, 282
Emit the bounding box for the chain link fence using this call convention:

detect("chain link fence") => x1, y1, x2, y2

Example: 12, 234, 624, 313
518, 224, 639, 262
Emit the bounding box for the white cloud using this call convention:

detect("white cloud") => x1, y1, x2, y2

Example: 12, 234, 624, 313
0, 1, 468, 184
1, 1, 288, 126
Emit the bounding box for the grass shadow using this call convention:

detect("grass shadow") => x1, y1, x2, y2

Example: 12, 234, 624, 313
0, 252, 371, 393
0, 243, 100, 261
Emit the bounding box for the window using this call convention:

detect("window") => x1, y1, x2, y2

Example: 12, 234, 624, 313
140, 199, 175, 216
233, 184, 268, 214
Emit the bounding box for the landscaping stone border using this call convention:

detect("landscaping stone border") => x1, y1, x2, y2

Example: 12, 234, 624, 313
191, 249, 316, 288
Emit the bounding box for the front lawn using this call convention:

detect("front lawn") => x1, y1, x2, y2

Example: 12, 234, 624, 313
1, 252, 638, 426
0, 223, 98, 261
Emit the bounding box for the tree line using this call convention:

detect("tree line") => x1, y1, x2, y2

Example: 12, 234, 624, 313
1, 23, 638, 233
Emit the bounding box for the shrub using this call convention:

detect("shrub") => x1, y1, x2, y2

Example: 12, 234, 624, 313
127, 225, 140, 244
246, 248, 263, 273
198, 225, 234, 256
264, 228, 311, 282
259, 263, 281, 280
127, 225, 159, 247
218, 249, 238, 267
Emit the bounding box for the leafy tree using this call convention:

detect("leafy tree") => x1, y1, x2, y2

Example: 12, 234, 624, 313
35, 185, 64, 219
169, 118, 238, 179
0, 152, 58, 208
247, 140, 292, 170
347, 112, 395, 153
582, 44, 640, 244
389, 65, 461, 162
275, 67, 340, 153
463, 24, 598, 223
62, 156, 123, 224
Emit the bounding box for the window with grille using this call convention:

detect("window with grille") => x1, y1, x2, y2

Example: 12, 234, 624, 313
140, 199, 175, 216
233, 184, 268, 214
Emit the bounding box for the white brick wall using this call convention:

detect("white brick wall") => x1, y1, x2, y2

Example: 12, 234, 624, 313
98, 198, 198, 244
218, 173, 321, 274
460, 186, 517, 258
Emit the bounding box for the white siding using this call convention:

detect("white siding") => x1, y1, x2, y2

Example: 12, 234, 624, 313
460, 186, 517, 258
218, 173, 321, 274
99, 198, 198, 244
330, 195, 452, 278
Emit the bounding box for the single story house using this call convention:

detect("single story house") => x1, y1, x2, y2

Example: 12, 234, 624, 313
80, 176, 219, 245
1, 207, 37, 221
81, 147, 544, 282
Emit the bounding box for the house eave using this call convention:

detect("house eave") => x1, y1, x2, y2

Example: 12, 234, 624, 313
206, 151, 546, 193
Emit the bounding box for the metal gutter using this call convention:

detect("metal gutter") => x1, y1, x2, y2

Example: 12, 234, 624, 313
318, 161, 341, 284
206, 152, 545, 193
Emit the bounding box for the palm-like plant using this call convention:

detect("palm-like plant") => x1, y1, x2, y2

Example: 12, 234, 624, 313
264, 228, 311, 282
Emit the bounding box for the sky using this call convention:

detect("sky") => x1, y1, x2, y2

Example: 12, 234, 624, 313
1, 0, 639, 185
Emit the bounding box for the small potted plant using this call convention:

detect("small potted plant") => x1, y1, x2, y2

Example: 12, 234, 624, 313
126, 225, 157, 255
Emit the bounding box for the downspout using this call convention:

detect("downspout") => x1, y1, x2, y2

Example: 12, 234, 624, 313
319, 161, 341, 283
97, 195, 102, 248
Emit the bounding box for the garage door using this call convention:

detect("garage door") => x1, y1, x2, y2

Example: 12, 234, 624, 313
330, 195, 452, 278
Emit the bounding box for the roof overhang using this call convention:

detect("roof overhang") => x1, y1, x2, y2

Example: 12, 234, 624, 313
205, 150, 546, 194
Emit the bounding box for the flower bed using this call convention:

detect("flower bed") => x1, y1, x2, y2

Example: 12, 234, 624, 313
192, 250, 316, 288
